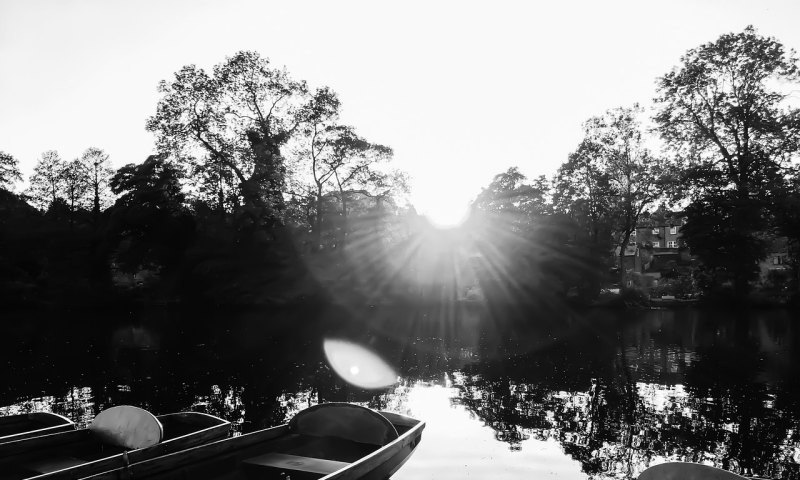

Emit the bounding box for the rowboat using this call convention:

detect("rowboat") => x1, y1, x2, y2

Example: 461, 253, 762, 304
639, 462, 749, 480
83, 403, 424, 480
0, 412, 75, 444
0, 406, 230, 479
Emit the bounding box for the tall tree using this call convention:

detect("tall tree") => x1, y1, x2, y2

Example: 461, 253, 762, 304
471, 167, 604, 303
294, 87, 342, 250
585, 105, 664, 271
61, 158, 91, 221
147, 51, 311, 230
0, 151, 22, 191
654, 26, 800, 298
293, 87, 397, 251
773, 173, 800, 296
189, 153, 239, 217
80, 147, 114, 217
111, 155, 186, 209
327, 129, 396, 251
108, 155, 192, 274
473, 167, 550, 232
553, 140, 613, 246
27, 150, 65, 210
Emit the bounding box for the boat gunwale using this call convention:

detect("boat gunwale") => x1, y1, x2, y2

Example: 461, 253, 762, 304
153, 411, 231, 443
83, 410, 424, 480
639, 461, 750, 480
0, 428, 91, 457
320, 414, 425, 480
83, 423, 292, 479
23, 412, 231, 480
0, 413, 75, 445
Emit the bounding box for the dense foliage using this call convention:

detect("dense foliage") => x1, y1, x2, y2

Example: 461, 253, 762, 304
2, 28, 800, 309
654, 26, 800, 298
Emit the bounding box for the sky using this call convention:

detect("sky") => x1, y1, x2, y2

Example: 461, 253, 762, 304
2, 0, 800, 224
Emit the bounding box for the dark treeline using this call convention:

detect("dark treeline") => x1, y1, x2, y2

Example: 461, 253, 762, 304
1, 27, 800, 309
0, 52, 413, 309
468, 26, 800, 307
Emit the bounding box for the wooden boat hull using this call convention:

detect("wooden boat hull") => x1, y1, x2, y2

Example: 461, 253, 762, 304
83, 404, 424, 480
0, 411, 230, 479
0, 413, 75, 445
639, 462, 749, 480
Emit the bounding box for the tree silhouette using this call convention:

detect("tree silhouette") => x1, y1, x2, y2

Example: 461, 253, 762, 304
553, 140, 613, 246
80, 147, 114, 218
107, 155, 193, 276
147, 51, 311, 230
655, 26, 800, 299
292, 88, 396, 252
0, 151, 22, 191
61, 158, 91, 219
554, 106, 665, 281
27, 150, 65, 210
584, 106, 664, 273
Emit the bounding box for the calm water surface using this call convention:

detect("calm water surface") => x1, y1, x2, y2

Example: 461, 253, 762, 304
2, 306, 800, 479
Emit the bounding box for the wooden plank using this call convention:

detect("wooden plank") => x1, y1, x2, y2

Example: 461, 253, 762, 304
243, 453, 349, 475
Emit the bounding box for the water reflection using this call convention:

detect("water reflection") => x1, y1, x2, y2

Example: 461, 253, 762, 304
2, 308, 800, 479
0, 387, 95, 428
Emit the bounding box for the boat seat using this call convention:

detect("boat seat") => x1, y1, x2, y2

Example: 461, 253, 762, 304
289, 403, 398, 446
89, 405, 163, 449
242, 452, 349, 475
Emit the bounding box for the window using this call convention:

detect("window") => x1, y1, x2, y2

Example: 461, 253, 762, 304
773, 256, 781, 265
653, 241, 660, 248
629, 238, 637, 246
630, 230, 636, 237
652, 228, 659, 234
670, 226, 678, 234
668, 241, 677, 248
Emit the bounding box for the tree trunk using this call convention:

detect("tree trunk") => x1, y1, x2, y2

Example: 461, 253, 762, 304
339, 189, 348, 253
314, 186, 323, 252
618, 230, 633, 284
733, 180, 753, 302
69, 192, 75, 229
217, 159, 226, 220
239, 130, 286, 230
93, 179, 100, 219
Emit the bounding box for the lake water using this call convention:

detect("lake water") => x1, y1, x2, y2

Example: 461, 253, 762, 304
2, 306, 800, 479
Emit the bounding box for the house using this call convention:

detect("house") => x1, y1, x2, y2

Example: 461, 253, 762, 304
758, 236, 792, 287
616, 215, 694, 289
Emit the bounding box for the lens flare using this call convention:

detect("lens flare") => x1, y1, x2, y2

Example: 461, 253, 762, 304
323, 339, 397, 389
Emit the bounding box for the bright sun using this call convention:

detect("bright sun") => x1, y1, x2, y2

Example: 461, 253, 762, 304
415, 197, 470, 228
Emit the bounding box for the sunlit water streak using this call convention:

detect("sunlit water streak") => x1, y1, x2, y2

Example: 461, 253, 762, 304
392, 381, 586, 480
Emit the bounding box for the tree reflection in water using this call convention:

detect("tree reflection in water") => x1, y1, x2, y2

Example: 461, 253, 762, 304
450, 310, 800, 479
2, 308, 800, 479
